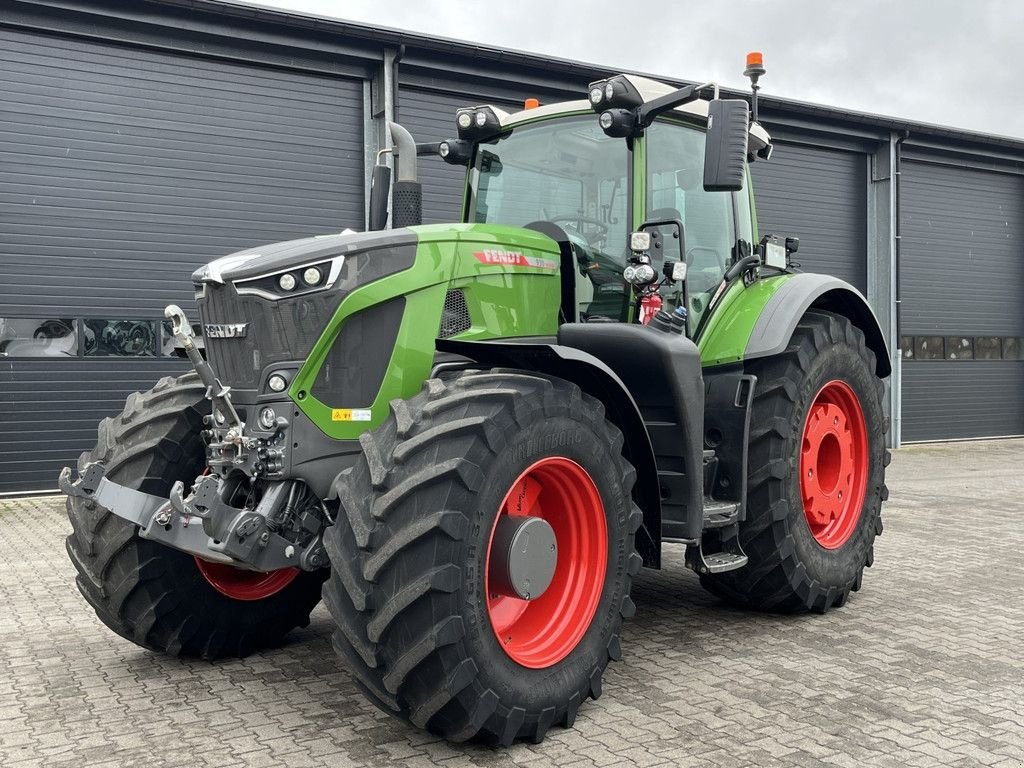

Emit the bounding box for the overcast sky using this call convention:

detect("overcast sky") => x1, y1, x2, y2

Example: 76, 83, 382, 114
246, 0, 1023, 139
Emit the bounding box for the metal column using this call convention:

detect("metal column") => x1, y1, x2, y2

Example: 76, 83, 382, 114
867, 134, 900, 448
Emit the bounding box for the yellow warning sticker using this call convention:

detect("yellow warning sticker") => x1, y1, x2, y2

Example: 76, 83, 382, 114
331, 408, 372, 422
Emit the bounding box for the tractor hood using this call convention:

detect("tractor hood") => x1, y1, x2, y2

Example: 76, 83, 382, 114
192, 229, 417, 285
193, 228, 419, 396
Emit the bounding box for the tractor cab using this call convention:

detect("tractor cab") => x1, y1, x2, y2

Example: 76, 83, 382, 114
382, 73, 773, 337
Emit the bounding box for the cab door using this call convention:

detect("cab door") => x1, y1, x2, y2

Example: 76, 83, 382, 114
640, 119, 753, 332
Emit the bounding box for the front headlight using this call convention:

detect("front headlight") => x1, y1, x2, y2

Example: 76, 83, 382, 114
232, 257, 344, 301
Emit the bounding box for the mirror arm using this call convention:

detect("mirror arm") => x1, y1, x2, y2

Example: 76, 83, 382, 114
635, 82, 717, 129
415, 141, 442, 156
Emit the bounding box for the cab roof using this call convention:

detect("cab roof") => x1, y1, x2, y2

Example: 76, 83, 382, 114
473, 74, 772, 151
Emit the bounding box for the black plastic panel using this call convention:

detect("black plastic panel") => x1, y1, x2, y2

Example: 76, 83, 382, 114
312, 297, 406, 408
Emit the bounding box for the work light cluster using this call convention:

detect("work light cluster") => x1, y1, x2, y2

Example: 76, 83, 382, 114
454, 106, 502, 140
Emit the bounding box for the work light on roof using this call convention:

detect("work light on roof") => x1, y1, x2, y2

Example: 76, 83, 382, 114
455, 106, 502, 140
586, 76, 644, 112
597, 108, 636, 138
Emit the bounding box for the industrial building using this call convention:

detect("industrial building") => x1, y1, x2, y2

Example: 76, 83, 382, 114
1, 0, 1022, 493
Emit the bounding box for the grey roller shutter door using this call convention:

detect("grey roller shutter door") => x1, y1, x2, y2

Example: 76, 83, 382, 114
750, 141, 868, 292
899, 160, 1024, 441
0, 28, 365, 493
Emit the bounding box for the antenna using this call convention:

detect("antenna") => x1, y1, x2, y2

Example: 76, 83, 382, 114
744, 51, 766, 123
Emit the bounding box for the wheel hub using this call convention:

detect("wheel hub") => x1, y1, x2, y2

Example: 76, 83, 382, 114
799, 380, 869, 549
484, 457, 608, 669
488, 515, 558, 600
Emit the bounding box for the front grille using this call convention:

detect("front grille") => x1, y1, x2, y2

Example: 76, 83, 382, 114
199, 284, 342, 390
438, 289, 471, 338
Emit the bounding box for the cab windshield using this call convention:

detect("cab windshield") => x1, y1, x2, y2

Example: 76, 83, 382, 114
470, 115, 631, 321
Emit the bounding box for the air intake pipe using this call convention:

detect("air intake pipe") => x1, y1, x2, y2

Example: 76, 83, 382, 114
388, 121, 422, 229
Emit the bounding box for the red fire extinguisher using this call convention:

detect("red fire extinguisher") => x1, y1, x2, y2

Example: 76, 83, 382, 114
639, 292, 662, 325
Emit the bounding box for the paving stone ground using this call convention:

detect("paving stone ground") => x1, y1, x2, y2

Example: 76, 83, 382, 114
1, 439, 1022, 767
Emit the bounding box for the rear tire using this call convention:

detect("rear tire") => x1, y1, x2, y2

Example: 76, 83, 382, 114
323, 371, 642, 744
65, 373, 327, 659
700, 311, 889, 612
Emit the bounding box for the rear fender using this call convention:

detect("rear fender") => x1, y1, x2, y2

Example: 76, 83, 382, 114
436, 336, 662, 568
745, 274, 891, 377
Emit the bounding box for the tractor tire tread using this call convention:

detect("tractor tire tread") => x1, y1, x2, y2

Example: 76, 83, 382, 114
65, 373, 325, 659
700, 311, 887, 613
324, 370, 639, 744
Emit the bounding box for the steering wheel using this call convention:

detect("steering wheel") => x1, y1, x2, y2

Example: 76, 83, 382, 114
549, 215, 609, 245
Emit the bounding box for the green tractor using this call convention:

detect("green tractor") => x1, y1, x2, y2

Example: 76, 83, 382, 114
60, 55, 889, 745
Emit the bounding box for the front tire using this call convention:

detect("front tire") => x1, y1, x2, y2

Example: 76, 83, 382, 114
65, 373, 327, 658
701, 311, 889, 612
323, 371, 642, 744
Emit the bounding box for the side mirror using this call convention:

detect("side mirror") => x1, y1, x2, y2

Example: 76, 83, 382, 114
703, 99, 749, 192
368, 164, 391, 231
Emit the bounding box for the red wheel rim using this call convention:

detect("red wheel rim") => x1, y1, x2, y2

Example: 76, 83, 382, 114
194, 557, 299, 601
484, 457, 608, 669
799, 380, 869, 549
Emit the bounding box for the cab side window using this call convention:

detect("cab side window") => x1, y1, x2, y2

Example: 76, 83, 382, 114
646, 120, 737, 327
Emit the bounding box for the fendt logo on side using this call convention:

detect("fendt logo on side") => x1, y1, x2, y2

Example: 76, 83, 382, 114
204, 323, 248, 338
473, 250, 558, 270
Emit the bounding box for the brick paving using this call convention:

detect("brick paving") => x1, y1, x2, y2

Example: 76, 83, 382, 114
1, 439, 1022, 767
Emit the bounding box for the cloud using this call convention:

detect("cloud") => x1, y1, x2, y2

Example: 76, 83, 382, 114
245, 0, 1024, 138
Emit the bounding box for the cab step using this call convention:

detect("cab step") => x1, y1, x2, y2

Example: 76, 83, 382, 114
685, 527, 749, 575
702, 498, 740, 528
700, 550, 748, 573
